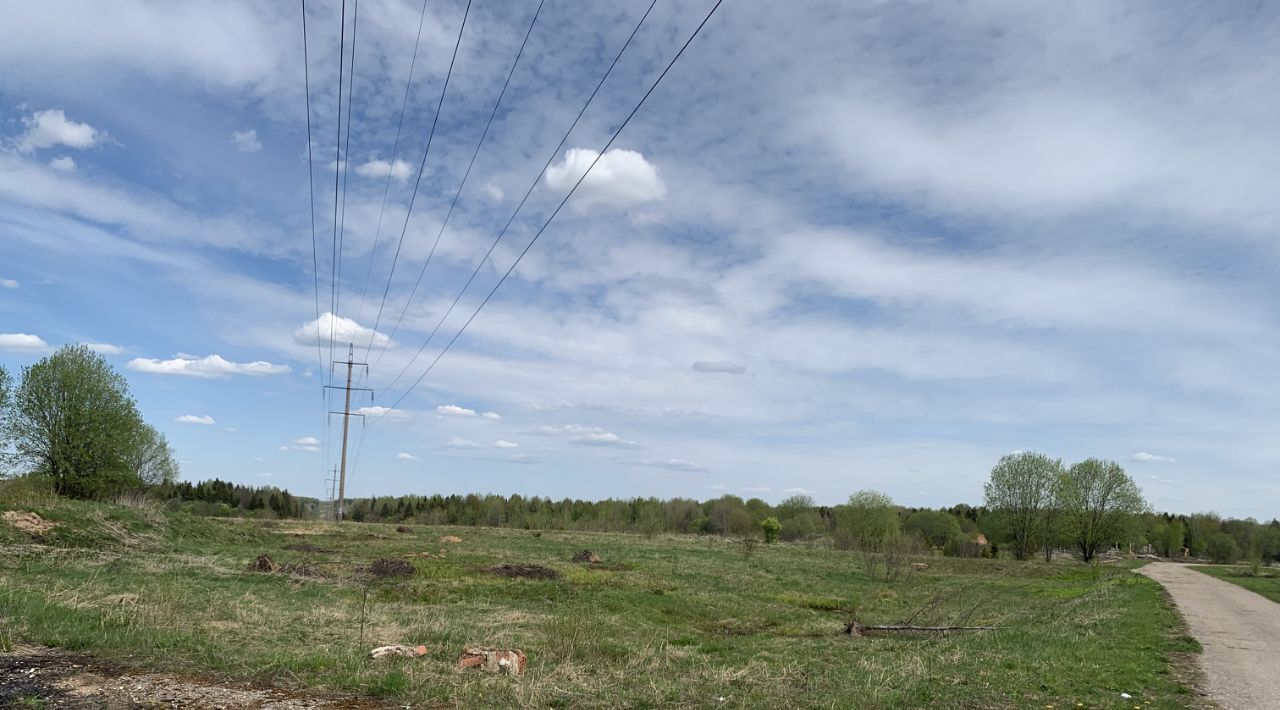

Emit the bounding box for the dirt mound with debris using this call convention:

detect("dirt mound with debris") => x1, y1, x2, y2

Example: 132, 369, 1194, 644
1, 644, 384, 709
2, 510, 57, 536
572, 550, 601, 563
367, 558, 415, 579
395, 525, 412, 533
486, 564, 561, 580
249, 554, 280, 572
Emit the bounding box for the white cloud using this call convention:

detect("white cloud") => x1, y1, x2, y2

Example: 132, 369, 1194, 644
480, 181, 504, 202
692, 360, 746, 375
623, 458, 707, 472
782, 488, 810, 495
706, 483, 727, 491
293, 313, 389, 349
397, 452, 418, 460
544, 148, 665, 211
281, 436, 320, 453
526, 424, 604, 436
231, 129, 261, 152
435, 405, 499, 419
84, 342, 123, 355
48, 156, 76, 172
570, 431, 641, 449
444, 437, 481, 449
294, 436, 320, 446
356, 405, 406, 420
354, 158, 412, 182
494, 440, 519, 449
127, 353, 289, 378
175, 414, 215, 425
19, 110, 103, 153
506, 454, 542, 465
1133, 452, 1176, 464
744, 486, 772, 493
0, 333, 49, 352
1, 278, 18, 289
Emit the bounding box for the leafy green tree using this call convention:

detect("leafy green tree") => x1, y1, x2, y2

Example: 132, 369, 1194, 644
1205, 532, 1240, 564
760, 516, 781, 543
837, 490, 909, 581
983, 452, 1064, 561
9, 345, 147, 498
0, 365, 12, 471
1152, 519, 1186, 558
1059, 459, 1147, 562
776, 494, 823, 541
903, 510, 962, 549
125, 423, 180, 487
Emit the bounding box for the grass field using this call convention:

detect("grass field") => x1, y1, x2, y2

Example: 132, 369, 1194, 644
1190, 565, 1280, 603
1, 496, 1201, 708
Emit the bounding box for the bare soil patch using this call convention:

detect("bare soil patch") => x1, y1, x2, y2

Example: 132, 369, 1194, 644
486, 564, 561, 580
0, 644, 386, 709
283, 542, 336, 554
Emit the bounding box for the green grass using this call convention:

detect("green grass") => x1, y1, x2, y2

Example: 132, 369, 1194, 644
1, 497, 1201, 708
1190, 564, 1280, 603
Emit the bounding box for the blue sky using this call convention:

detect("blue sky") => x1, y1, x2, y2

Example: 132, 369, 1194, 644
2, 1, 1278, 518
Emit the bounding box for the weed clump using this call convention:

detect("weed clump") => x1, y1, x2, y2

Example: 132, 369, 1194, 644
487, 564, 561, 580
368, 559, 416, 579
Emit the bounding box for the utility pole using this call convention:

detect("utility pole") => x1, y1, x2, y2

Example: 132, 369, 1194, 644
325, 343, 369, 521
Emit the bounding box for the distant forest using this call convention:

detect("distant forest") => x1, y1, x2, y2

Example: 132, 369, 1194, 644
158, 479, 1280, 564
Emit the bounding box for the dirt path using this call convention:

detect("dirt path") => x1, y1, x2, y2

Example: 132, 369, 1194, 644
0, 644, 388, 709
1140, 562, 1280, 710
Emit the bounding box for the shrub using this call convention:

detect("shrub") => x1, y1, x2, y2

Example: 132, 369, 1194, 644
761, 516, 782, 543
1205, 533, 1241, 564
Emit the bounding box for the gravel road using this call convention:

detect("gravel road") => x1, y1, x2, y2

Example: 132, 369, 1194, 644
1140, 562, 1280, 710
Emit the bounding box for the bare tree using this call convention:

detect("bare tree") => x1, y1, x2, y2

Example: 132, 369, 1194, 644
983, 452, 1063, 561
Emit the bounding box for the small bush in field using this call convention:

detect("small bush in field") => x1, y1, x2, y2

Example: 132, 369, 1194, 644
761, 516, 782, 544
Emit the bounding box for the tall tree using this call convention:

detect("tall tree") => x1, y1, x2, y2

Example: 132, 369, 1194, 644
125, 423, 180, 487
0, 364, 12, 471
983, 452, 1063, 561
1059, 459, 1147, 562
9, 345, 146, 498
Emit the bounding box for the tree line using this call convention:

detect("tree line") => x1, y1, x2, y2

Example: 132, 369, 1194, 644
1, 345, 178, 498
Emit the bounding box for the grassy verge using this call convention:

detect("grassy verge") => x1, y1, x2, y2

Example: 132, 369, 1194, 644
1190, 565, 1280, 603
1, 498, 1201, 708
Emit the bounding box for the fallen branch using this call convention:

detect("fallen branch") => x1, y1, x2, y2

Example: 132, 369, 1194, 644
845, 621, 998, 636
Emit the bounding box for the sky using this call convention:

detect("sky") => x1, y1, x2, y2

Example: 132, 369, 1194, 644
1, 0, 1278, 518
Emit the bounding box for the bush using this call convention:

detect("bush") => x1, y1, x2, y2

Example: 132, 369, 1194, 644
761, 516, 781, 543
1206, 533, 1241, 564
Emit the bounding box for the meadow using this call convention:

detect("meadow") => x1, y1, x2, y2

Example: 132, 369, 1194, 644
1, 495, 1201, 708
1188, 564, 1280, 603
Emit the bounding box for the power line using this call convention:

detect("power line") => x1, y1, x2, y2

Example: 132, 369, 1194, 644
354, 0, 431, 329
334, 0, 360, 340
328, 0, 349, 370
376, 0, 659, 395
370, 0, 547, 372
372, 0, 726, 423
364, 0, 474, 360
300, 0, 326, 386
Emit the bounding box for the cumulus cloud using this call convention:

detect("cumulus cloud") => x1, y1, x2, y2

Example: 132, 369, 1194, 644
19, 109, 104, 152
444, 437, 481, 449
436, 404, 500, 419
175, 414, 215, 425
84, 343, 123, 354
782, 487, 809, 495
355, 158, 412, 182
623, 458, 707, 472
397, 452, 418, 460
0, 278, 17, 289
0, 333, 49, 352
293, 313, 389, 349
127, 353, 290, 378
1133, 452, 1176, 464
570, 431, 641, 449
48, 156, 76, 172
544, 148, 665, 210
692, 360, 746, 375
526, 424, 604, 436
231, 129, 261, 152
494, 440, 519, 449
282, 436, 320, 452
744, 486, 772, 493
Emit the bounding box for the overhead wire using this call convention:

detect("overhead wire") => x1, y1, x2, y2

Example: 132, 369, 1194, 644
369, 0, 547, 372
300, 0, 326, 386
376, 0, 659, 396
355, 0, 431, 329
371, 0, 726, 424
363, 0, 475, 361
334, 0, 360, 348
327, 0, 349, 369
